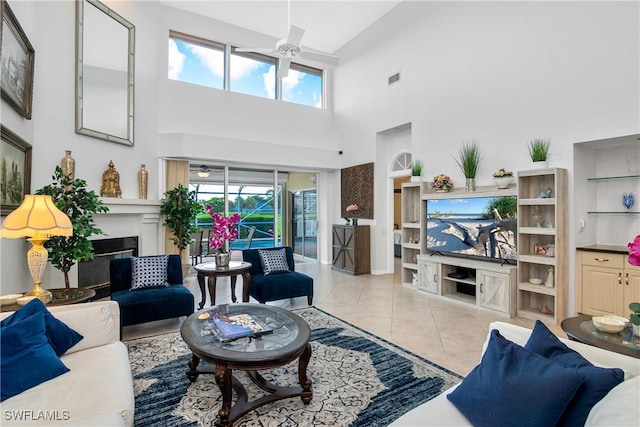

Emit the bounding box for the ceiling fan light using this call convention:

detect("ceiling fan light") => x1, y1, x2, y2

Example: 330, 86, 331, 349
197, 171, 209, 178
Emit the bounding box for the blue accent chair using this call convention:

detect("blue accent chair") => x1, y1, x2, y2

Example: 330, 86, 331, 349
242, 247, 313, 305
109, 255, 194, 334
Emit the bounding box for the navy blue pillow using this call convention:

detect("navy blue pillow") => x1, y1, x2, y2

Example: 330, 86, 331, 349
447, 330, 586, 427
0, 310, 70, 401
525, 320, 625, 427
0, 298, 83, 356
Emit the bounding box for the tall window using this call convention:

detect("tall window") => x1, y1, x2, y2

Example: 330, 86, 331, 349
230, 49, 276, 99
168, 31, 324, 108
282, 64, 323, 108
169, 31, 225, 90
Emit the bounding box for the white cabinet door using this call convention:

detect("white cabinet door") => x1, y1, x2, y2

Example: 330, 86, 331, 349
418, 259, 439, 294
477, 269, 510, 313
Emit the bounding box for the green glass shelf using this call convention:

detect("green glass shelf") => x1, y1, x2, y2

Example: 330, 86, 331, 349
587, 174, 640, 181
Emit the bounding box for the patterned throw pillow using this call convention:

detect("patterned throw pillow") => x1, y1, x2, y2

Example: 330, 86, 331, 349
130, 255, 170, 290
258, 249, 290, 275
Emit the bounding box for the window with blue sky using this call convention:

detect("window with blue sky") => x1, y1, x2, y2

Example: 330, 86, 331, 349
169, 31, 323, 108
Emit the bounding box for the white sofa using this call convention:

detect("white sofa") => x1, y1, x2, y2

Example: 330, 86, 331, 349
1, 301, 135, 426
392, 321, 640, 426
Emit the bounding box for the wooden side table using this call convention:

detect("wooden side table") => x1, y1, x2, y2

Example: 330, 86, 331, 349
195, 261, 251, 309
0, 287, 96, 313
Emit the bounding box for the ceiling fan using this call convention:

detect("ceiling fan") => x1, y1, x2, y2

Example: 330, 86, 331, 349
235, 1, 339, 79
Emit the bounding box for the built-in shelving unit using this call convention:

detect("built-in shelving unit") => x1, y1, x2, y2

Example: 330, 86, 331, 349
400, 182, 426, 287
516, 168, 568, 324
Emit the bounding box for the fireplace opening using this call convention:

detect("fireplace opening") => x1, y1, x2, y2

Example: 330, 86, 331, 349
78, 236, 138, 299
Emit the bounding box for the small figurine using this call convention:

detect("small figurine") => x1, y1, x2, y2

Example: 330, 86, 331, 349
538, 187, 552, 198
100, 160, 122, 198
545, 267, 554, 288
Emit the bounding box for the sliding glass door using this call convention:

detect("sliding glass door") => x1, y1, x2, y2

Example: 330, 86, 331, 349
291, 189, 317, 259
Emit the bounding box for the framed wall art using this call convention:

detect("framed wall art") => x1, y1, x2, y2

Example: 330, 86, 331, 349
341, 162, 374, 219
1, 1, 35, 119
1, 124, 32, 215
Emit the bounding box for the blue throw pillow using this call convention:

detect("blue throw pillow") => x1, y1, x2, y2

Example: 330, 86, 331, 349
1, 310, 70, 401
1, 298, 83, 357
447, 329, 586, 427
130, 255, 170, 290
525, 320, 625, 427
258, 248, 290, 275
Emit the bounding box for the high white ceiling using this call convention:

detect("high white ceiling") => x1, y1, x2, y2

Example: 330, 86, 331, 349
159, 0, 402, 54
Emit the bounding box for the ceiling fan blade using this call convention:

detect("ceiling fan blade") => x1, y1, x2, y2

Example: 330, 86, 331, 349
286, 25, 305, 47
235, 47, 276, 54
299, 50, 340, 65
278, 58, 291, 79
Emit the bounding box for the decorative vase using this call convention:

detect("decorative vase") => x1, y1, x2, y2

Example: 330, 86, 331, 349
531, 160, 548, 169
545, 267, 554, 288
494, 176, 513, 189
214, 252, 230, 269
465, 178, 476, 192
60, 150, 75, 181
633, 324, 640, 338
622, 193, 635, 211
138, 164, 148, 199
411, 176, 421, 182
435, 188, 450, 193
352, 218, 358, 226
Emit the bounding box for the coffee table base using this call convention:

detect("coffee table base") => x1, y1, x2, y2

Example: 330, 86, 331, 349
186, 343, 313, 427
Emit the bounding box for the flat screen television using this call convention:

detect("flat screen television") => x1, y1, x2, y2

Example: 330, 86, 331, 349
426, 195, 517, 263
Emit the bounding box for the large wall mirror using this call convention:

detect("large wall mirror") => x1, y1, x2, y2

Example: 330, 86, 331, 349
76, 0, 134, 146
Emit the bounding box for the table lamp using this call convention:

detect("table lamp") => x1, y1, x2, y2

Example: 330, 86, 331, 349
0, 194, 73, 303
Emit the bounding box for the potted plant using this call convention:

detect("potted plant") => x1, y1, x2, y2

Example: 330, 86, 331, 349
160, 184, 201, 277
492, 168, 514, 189
528, 138, 551, 169
431, 174, 453, 192
35, 166, 109, 288
411, 159, 424, 182
454, 140, 481, 191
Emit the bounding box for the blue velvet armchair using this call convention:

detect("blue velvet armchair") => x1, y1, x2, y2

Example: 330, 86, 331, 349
109, 255, 194, 333
242, 247, 313, 305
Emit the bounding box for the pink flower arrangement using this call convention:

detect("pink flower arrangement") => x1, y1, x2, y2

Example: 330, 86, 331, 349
346, 204, 359, 213
629, 234, 640, 266
206, 206, 241, 252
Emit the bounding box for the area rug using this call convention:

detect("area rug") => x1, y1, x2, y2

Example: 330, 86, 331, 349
126, 307, 462, 426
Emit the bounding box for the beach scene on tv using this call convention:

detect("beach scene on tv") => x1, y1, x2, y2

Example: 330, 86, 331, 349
426, 196, 517, 261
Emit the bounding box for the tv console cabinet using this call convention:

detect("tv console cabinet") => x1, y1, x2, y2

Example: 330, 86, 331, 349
417, 254, 517, 316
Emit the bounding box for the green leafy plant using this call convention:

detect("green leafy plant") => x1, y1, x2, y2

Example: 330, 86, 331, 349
36, 166, 109, 288
411, 159, 424, 177
455, 140, 481, 178
528, 138, 551, 162
160, 184, 201, 257
630, 302, 640, 326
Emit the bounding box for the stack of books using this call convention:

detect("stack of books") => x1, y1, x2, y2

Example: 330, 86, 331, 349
207, 312, 272, 342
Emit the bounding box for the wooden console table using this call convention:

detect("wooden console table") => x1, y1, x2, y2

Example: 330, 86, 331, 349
331, 224, 370, 275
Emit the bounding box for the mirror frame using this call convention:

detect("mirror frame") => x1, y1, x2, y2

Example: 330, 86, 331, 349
75, 0, 135, 146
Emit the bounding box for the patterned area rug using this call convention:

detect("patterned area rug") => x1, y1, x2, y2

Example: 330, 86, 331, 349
126, 307, 462, 426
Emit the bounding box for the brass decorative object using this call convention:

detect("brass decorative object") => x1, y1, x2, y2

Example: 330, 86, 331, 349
138, 164, 148, 199
60, 150, 75, 189
100, 160, 122, 198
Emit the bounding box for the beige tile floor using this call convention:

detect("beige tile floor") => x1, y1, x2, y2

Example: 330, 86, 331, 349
122, 257, 566, 377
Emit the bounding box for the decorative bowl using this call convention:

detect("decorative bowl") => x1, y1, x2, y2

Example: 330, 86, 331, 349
528, 278, 543, 285
0, 293, 23, 305
16, 295, 38, 306
592, 315, 628, 333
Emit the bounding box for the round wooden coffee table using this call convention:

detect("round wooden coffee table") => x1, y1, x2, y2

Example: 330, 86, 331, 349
561, 314, 640, 359
180, 303, 312, 427
195, 261, 251, 309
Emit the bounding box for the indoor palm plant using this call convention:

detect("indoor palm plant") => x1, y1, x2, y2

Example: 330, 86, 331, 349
528, 138, 551, 168
36, 166, 109, 288
160, 184, 201, 275
455, 140, 481, 191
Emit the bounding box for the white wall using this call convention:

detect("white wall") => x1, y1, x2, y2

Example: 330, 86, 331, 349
333, 1, 639, 311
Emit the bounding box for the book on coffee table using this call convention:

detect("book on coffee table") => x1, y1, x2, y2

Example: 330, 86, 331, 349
208, 313, 273, 342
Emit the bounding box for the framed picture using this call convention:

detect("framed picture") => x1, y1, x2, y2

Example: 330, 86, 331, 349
1, 1, 35, 119
1, 124, 32, 215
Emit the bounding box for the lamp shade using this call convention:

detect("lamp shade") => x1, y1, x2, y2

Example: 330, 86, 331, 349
0, 195, 73, 239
